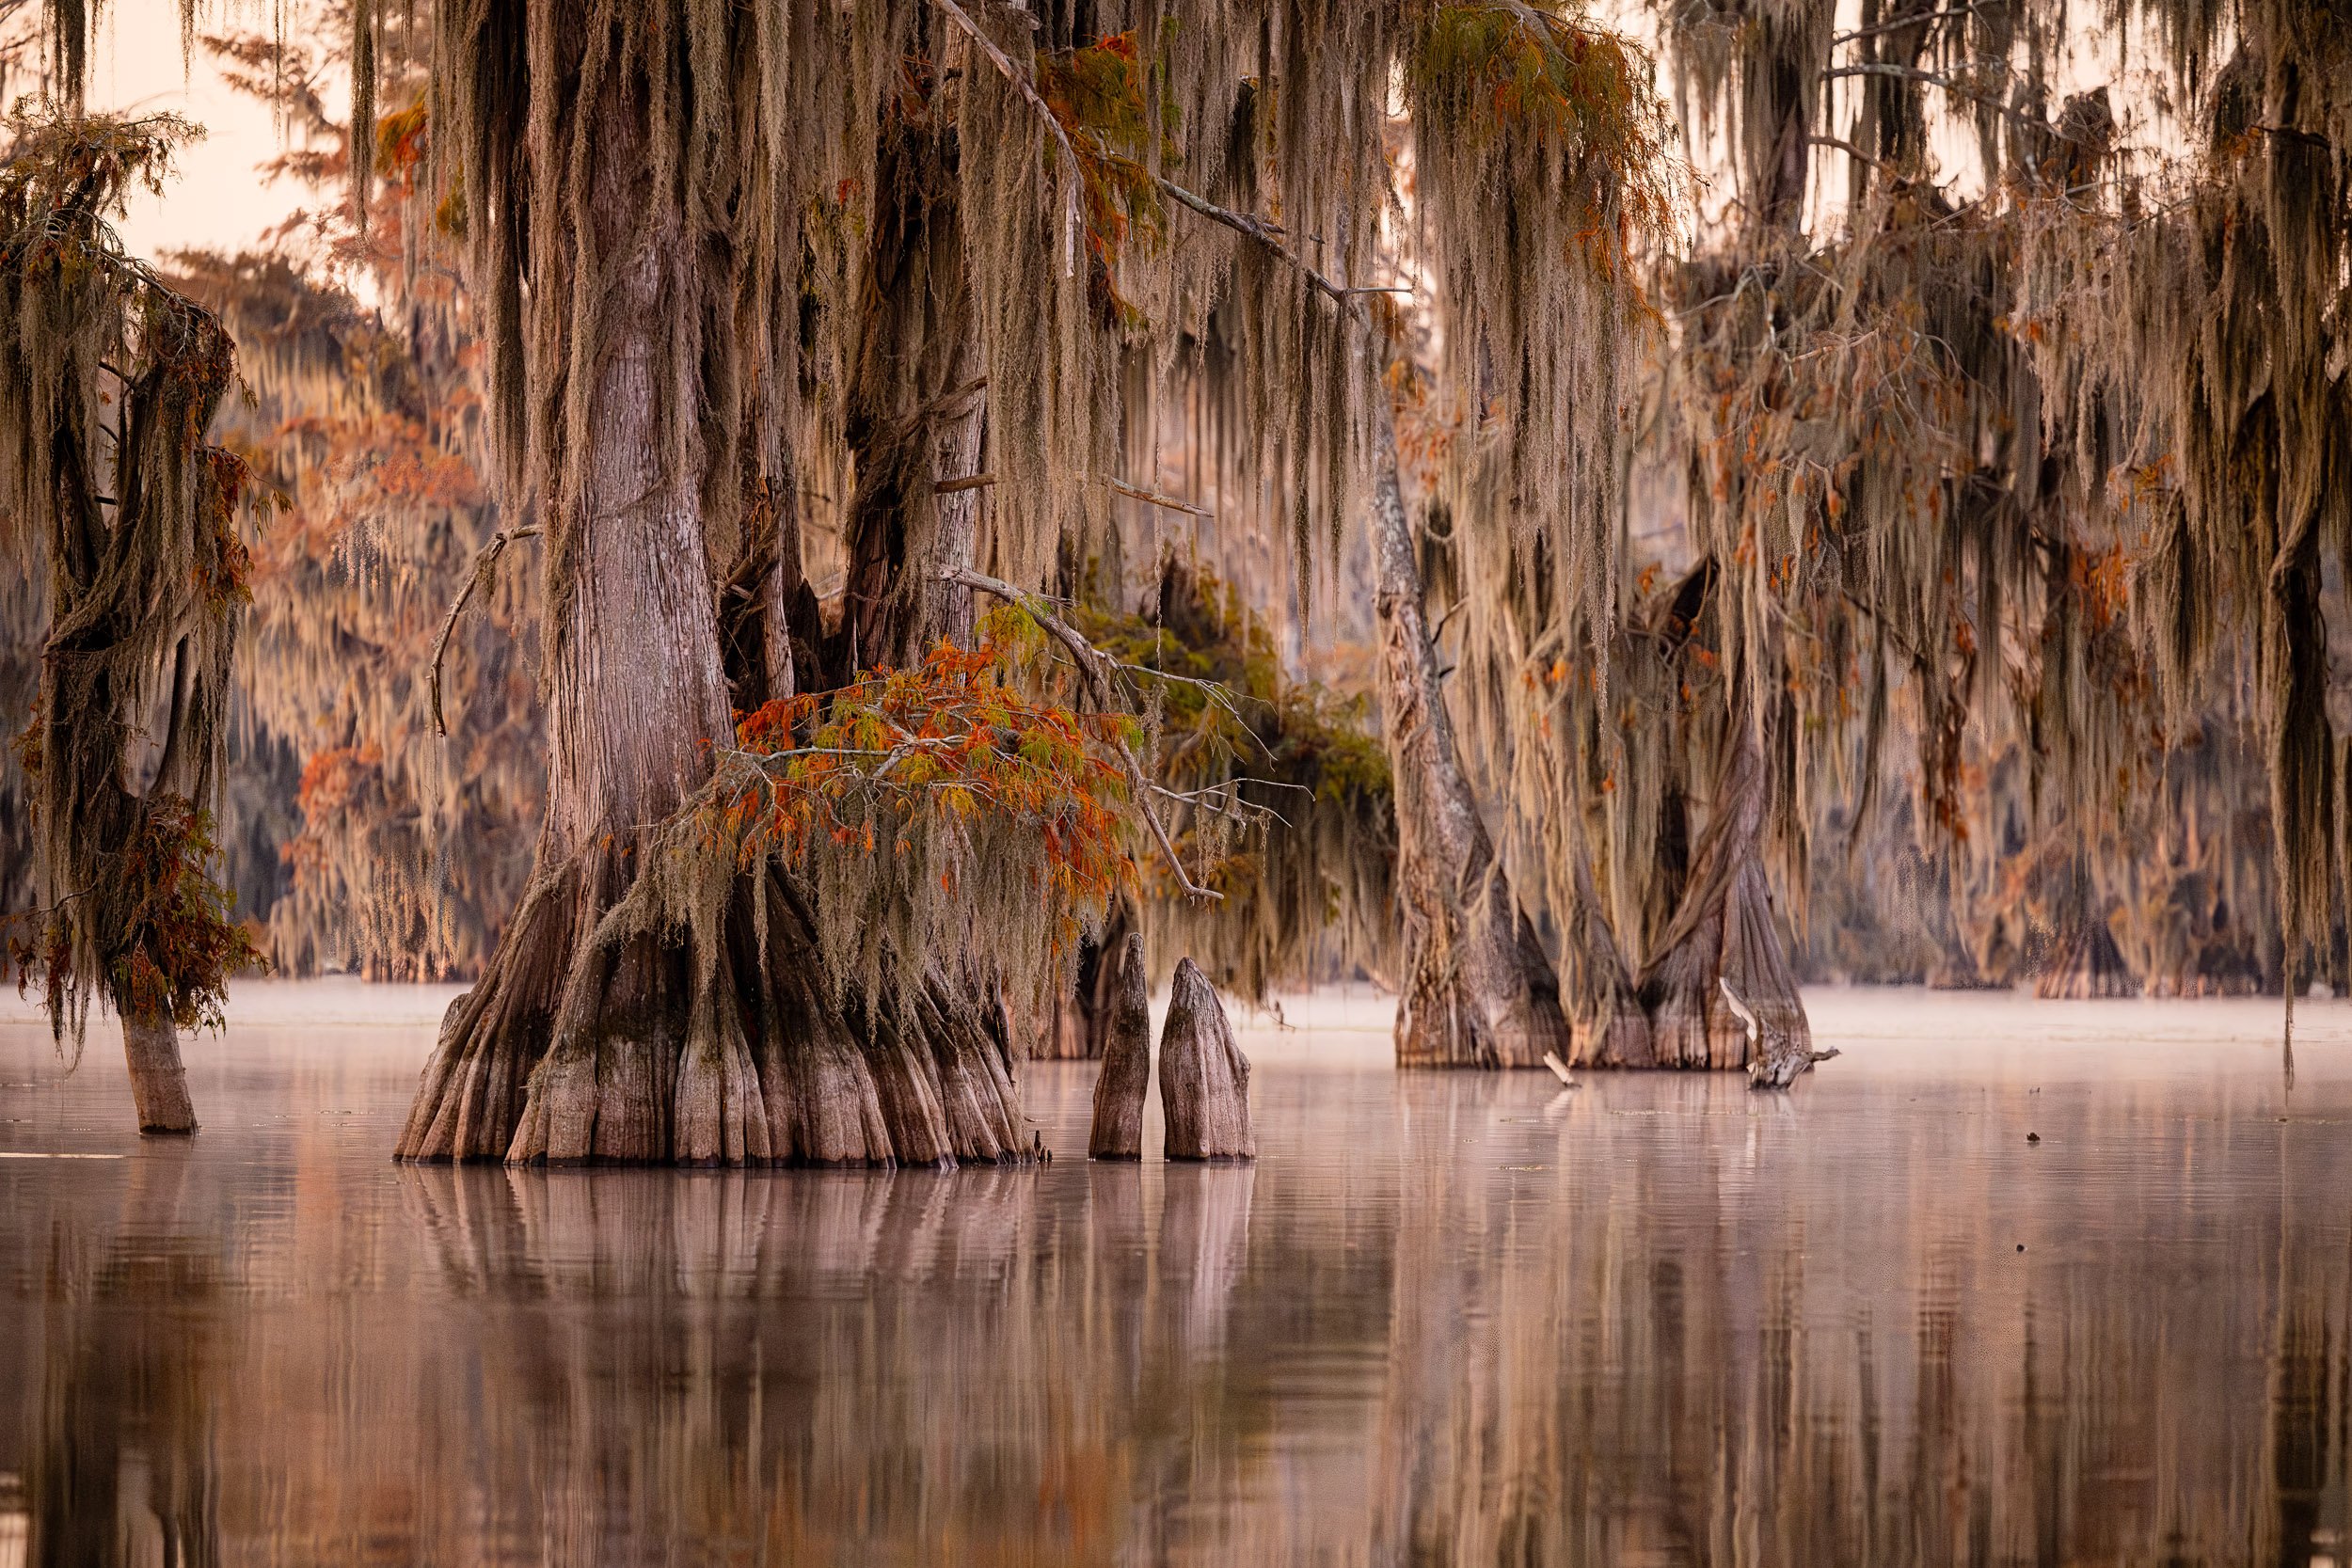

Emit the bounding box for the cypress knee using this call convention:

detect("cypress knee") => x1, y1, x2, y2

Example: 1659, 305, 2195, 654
1088, 933, 1152, 1160
1158, 958, 1255, 1161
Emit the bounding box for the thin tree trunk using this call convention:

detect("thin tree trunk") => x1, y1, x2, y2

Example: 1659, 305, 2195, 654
121, 1006, 196, 1133
1637, 711, 1815, 1072
1370, 410, 1568, 1069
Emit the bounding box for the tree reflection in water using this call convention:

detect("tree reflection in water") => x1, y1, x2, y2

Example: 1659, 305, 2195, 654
1, 994, 2349, 1563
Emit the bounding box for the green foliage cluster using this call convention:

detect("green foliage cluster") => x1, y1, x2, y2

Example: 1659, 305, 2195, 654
1078, 558, 1395, 996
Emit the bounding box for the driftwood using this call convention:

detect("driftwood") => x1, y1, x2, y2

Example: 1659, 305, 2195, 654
1159, 958, 1256, 1160
1721, 978, 1840, 1088
1088, 932, 1152, 1160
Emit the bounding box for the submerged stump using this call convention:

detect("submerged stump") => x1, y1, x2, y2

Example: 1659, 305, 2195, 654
1158, 958, 1255, 1161
1088, 933, 1152, 1160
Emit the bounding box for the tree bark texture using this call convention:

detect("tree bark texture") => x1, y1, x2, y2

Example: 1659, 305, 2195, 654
1637, 713, 1815, 1072
1087, 931, 1152, 1160
1561, 834, 1654, 1068
842, 88, 984, 675
395, 23, 1027, 1167
121, 1007, 196, 1133
1370, 413, 1568, 1069
1158, 958, 1255, 1161
2035, 918, 2138, 999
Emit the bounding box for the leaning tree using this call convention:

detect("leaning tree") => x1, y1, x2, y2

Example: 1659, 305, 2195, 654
0, 111, 267, 1132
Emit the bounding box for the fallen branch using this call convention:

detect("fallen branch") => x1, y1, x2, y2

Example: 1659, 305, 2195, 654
945, 565, 1225, 901
428, 525, 542, 738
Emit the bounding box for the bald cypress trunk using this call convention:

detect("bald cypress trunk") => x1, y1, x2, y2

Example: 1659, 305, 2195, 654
121, 1008, 196, 1134
396, 11, 1026, 1166
1158, 958, 1254, 1160
1637, 715, 1814, 1074
842, 80, 984, 676
1371, 413, 1568, 1069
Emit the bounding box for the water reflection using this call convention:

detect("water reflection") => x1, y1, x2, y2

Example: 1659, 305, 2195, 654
1, 992, 2349, 1564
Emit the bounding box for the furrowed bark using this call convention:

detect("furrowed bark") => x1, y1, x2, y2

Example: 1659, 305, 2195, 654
1158, 958, 1254, 1161
396, 20, 1027, 1168
1637, 710, 1815, 1072
1371, 411, 1568, 1069
1562, 833, 1654, 1068
121, 1007, 196, 1133
1088, 931, 1152, 1160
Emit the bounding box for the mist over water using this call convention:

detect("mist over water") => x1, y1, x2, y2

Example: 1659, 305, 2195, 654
1, 985, 2348, 1564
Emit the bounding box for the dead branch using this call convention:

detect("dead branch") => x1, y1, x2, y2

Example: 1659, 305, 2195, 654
1105, 476, 1213, 516
932, 0, 1084, 180
429, 525, 541, 738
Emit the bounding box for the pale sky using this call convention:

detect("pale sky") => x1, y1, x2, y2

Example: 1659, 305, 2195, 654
82, 1, 322, 263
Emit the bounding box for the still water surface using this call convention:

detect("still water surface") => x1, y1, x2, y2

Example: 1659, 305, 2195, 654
2, 983, 2349, 1565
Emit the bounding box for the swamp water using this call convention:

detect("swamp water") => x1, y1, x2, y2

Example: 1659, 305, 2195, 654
2, 983, 2349, 1565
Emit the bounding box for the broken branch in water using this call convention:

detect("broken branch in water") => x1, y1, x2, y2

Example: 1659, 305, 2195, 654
945, 565, 1225, 902
428, 525, 542, 738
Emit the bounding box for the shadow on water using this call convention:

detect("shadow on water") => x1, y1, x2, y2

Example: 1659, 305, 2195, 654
2, 999, 2351, 1563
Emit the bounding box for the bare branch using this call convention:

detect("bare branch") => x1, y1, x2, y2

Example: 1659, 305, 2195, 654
1809, 135, 1889, 169
1105, 475, 1212, 516
946, 565, 1226, 901
931, 0, 1083, 178
1820, 62, 2081, 141
932, 471, 996, 494
428, 525, 541, 739
1831, 3, 2006, 47
1150, 175, 1360, 303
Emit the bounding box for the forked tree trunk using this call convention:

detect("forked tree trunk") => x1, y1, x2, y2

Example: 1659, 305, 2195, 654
396, 28, 1025, 1167
1158, 958, 1254, 1160
1370, 413, 1569, 1069
1088, 931, 1152, 1160
121, 1007, 196, 1133
1636, 709, 1814, 1073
